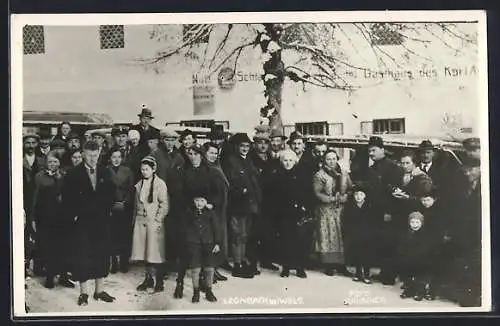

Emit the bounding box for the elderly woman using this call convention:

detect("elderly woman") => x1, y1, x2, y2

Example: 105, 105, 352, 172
313, 149, 351, 276
203, 142, 230, 282
273, 149, 314, 278
131, 155, 169, 293
29, 151, 74, 289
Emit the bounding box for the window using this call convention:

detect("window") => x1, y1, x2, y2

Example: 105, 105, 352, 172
370, 23, 404, 46
373, 118, 405, 134
180, 120, 215, 129
328, 123, 344, 136
23, 25, 45, 55
183, 24, 209, 44
99, 25, 125, 49
295, 121, 328, 136
360, 121, 373, 134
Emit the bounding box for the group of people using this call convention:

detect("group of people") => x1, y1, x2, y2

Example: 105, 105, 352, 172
23, 106, 483, 308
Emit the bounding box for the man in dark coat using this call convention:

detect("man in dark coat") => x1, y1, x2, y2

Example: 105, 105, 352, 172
130, 105, 161, 151
364, 136, 404, 285
112, 126, 130, 166
249, 126, 280, 272
91, 131, 109, 167
223, 133, 262, 278
23, 134, 46, 276
62, 140, 116, 306
445, 137, 482, 307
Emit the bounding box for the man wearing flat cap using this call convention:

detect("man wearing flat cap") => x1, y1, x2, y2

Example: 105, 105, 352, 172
23, 134, 46, 274
112, 127, 130, 165
130, 105, 160, 150
222, 133, 262, 278
364, 136, 404, 285
67, 132, 81, 151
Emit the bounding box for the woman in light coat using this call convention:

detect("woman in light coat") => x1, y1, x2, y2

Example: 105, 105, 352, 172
131, 155, 169, 293
313, 149, 352, 276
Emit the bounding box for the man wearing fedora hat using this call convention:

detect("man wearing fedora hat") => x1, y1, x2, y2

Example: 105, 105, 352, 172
364, 136, 404, 285
130, 105, 160, 149
223, 133, 262, 278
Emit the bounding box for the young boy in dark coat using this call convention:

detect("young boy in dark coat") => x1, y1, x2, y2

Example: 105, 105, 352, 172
183, 188, 222, 303
341, 183, 376, 284
397, 211, 437, 301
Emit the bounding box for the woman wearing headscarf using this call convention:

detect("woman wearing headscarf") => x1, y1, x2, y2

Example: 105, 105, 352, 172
273, 149, 315, 278
29, 151, 74, 289
313, 149, 352, 276
203, 142, 229, 282
130, 155, 169, 293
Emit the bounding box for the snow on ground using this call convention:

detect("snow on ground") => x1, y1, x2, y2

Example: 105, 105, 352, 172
25, 265, 457, 314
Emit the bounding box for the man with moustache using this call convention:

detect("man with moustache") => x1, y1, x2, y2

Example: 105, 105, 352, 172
36, 132, 52, 158
312, 140, 328, 172
364, 136, 404, 285
112, 127, 131, 165
23, 133, 46, 276
67, 132, 81, 151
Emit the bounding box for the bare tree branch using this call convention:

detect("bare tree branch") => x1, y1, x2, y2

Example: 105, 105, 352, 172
207, 41, 256, 76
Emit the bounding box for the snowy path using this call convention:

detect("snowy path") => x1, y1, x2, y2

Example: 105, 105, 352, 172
25, 265, 457, 314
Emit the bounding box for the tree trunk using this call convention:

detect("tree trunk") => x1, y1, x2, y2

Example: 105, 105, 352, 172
260, 24, 285, 133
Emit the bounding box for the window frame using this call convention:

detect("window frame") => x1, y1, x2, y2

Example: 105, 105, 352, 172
372, 118, 405, 134
295, 121, 329, 136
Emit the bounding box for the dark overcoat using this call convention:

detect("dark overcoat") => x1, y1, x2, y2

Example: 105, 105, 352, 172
272, 166, 314, 269
23, 155, 45, 218
223, 155, 262, 217
341, 199, 378, 266
108, 165, 135, 256
62, 164, 115, 282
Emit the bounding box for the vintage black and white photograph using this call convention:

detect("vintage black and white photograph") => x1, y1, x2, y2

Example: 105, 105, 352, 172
11, 11, 490, 317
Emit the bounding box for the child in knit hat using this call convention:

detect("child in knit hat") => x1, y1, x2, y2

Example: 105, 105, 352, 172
397, 211, 437, 301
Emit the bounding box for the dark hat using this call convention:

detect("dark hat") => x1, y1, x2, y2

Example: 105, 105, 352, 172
138, 105, 154, 119
191, 143, 206, 155
141, 155, 157, 168
352, 182, 369, 194
111, 126, 128, 137
179, 128, 196, 140
91, 131, 106, 138
143, 129, 161, 141
368, 136, 384, 148
50, 139, 67, 149
83, 140, 100, 151
232, 133, 252, 144
38, 131, 52, 140
67, 132, 80, 141
189, 187, 209, 200
418, 140, 435, 151
23, 133, 40, 142
269, 128, 287, 140
208, 125, 225, 141
462, 137, 480, 150
288, 131, 304, 144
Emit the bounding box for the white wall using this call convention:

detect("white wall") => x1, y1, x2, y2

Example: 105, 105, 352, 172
22, 23, 480, 137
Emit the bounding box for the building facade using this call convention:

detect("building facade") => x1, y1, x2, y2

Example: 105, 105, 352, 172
22, 23, 480, 138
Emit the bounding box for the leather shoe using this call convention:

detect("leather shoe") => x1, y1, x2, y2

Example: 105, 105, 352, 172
44, 277, 55, 289
59, 275, 75, 288
77, 293, 89, 306
93, 291, 116, 302
219, 261, 233, 272
174, 282, 184, 299
214, 270, 228, 281
261, 263, 280, 271
192, 289, 200, 303
205, 289, 217, 302
280, 268, 290, 278
296, 269, 307, 278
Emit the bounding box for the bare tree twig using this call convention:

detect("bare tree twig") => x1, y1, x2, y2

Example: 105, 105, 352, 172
208, 41, 255, 76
